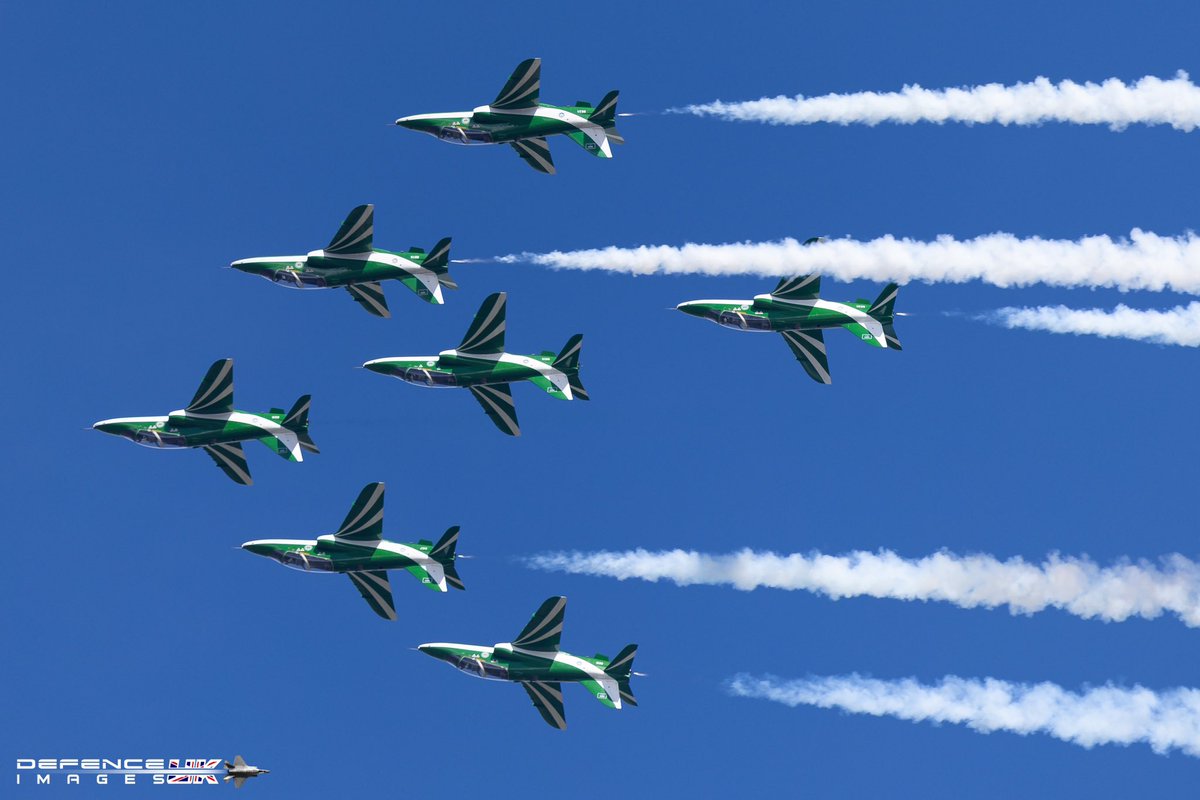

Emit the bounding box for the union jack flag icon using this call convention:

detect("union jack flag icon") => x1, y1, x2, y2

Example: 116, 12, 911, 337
166, 759, 221, 784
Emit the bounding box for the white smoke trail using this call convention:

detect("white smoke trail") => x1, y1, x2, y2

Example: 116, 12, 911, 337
526, 549, 1200, 626
989, 301, 1200, 346
677, 72, 1200, 131
498, 230, 1200, 295
728, 673, 1200, 757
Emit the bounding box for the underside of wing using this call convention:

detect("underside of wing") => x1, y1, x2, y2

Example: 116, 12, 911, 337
468, 384, 521, 436
347, 570, 397, 621
521, 681, 566, 730
511, 138, 555, 174
781, 329, 832, 384
347, 282, 391, 318
202, 442, 253, 485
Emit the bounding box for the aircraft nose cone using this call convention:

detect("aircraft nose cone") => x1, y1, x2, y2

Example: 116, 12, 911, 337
92, 420, 121, 435
241, 542, 273, 557
362, 359, 391, 375
395, 116, 419, 130
676, 302, 704, 318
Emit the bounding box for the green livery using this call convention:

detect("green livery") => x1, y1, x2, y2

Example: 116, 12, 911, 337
242, 482, 464, 621
231, 204, 455, 317
92, 359, 317, 485
677, 244, 902, 384
419, 596, 639, 730
363, 292, 588, 436
395, 58, 623, 174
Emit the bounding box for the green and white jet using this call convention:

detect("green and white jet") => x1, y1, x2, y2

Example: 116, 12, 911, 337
394, 58, 623, 174
419, 596, 638, 730
677, 266, 902, 384
362, 292, 588, 436
230, 204, 455, 318
92, 359, 316, 485
241, 482, 464, 621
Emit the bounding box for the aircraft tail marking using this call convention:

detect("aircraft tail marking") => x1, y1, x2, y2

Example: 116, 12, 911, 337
282, 395, 319, 453
326, 204, 374, 255
868, 282, 899, 319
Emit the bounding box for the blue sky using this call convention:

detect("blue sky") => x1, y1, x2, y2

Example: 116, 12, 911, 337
4, 1, 1199, 796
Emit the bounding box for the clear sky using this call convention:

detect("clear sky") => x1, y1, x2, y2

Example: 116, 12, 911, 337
3, 1, 1199, 796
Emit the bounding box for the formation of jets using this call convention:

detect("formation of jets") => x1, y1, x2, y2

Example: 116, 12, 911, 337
90, 59, 914, 750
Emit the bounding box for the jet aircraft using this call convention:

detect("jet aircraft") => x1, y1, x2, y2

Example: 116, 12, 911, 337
394, 58, 623, 174
241, 482, 464, 620
419, 596, 638, 730
362, 292, 587, 436
223, 756, 268, 789
677, 261, 901, 384
93, 359, 316, 485
231, 204, 455, 317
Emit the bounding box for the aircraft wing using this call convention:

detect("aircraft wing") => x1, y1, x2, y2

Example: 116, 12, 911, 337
347, 570, 397, 621
233, 777, 245, 789
468, 385, 521, 436
510, 138, 556, 174
780, 329, 832, 384
520, 681, 567, 730
201, 442, 253, 485
492, 58, 540, 109
346, 282, 391, 318
187, 359, 235, 414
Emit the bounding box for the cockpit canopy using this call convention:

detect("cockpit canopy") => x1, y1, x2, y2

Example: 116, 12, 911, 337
271, 270, 327, 289
437, 127, 494, 145
453, 655, 509, 681
402, 367, 458, 387
132, 429, 188, 448
717, 310, 773, 331
277, 550, 336, 572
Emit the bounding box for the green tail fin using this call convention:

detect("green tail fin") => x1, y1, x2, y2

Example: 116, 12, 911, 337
591, 90, 619, 127
431, 526, 464, 591
552, 335, 589, 400
868, 283, 899, 319
424, 237, 457, 289
605, 644, 637, 679
282, 395, 318, 453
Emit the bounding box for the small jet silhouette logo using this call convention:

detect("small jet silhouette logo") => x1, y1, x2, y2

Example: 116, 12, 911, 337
224, 755, 268, 789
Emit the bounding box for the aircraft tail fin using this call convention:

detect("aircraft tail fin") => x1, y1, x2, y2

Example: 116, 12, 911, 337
605, 644, 637, 679
868, 282, 899, 319
282, 395, 319, 453
552, 335, 589, 400
591, 90, 620, 129
430, 526, 465, 591
605, 644, 639, 706
424, 237, 457, 290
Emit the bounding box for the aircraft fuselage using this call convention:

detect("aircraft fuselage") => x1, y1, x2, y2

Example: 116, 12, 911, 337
419, 642, 622, 700
363, 350, 573, 394
241, 536, 447, 586
92, 410, 300, 454
396, 103, 610, 152
231, 248, 442, 301
677, 294, 890, 347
